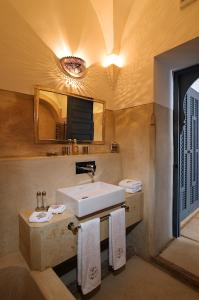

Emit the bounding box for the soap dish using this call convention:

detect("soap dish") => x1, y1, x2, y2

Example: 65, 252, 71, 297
29, 211, 53, 223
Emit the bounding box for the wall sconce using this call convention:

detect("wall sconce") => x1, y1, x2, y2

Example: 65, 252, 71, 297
102, 54, 124, 68
102, 54, 123, 89
60, 56, 86, 78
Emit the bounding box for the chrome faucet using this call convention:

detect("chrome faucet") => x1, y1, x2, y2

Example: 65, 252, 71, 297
77, 164, 96, 182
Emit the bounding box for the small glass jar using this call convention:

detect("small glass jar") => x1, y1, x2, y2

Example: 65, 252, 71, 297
111, 141, 119, 153
82, 146, 89, 154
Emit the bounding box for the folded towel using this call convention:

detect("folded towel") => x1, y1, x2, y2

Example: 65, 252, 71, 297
125, 186, 142, 193
119, 179, 142, 189
29, 211, 53, 223
109, 208, 126, 270
78, 218, 101, 295
48, 204, 66, 214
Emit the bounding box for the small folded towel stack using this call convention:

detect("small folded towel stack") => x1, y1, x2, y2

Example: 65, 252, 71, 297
29, 211, 53, 223
48, 204, 66, 214
119, 179, 142, 193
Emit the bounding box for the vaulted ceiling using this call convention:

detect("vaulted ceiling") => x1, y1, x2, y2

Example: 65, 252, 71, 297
0, 0, 134, 96
8, 0, 133, 64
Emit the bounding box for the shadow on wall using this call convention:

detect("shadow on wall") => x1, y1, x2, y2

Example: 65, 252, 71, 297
114, 103, 155, 257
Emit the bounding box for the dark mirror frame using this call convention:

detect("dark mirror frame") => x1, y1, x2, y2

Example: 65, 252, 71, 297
34, 86, 105, 145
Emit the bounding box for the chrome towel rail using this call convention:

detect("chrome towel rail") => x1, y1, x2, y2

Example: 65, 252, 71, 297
67, 204, 129, 235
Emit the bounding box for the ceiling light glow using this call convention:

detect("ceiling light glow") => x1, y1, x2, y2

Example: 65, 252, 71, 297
102, 54, 124, 68
55, 45, 71, 59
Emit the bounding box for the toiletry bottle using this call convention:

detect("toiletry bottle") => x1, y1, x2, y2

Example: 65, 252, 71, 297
111, 141, 119, 153
67, 139, 72, 155
35, 191, 41, 211
62, 146, 67, 155
82, 145, 89, 154
72, 139, 79, 155
41, 191, 47, 210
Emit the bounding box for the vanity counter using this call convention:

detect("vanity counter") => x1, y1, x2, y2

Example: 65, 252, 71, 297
20, 210, 74, 228
19, 191, 144, 271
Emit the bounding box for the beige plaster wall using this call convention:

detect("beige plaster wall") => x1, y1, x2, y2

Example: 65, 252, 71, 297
110, 0, 199, 257
0, 89, 114, 157
154, 103, 173, 255
2, 0, 199, 260
113, 0, 199, 110
0, 87, 118, 258
0, 153, 122, 257
114, 103, 155, 256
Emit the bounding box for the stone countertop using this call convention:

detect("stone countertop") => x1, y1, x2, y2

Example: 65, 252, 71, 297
20, 191, 143, 228
20, 210, 74, 228
0, 152, 120, 161
19, 191, 143, 272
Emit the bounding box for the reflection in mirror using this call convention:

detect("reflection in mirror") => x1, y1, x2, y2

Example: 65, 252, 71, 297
38, 90, 67, 140
34, 88, 105, 144
93, 102, 103, 141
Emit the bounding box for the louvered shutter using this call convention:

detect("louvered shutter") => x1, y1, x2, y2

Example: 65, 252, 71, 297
66, 96, 94, 142
180, 88, 199, 220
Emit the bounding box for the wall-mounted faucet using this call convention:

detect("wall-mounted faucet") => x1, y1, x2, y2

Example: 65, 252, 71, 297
78, 164, 95, 176
76, 161, 96, 183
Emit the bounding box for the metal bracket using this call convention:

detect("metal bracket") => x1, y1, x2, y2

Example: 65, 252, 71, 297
67, 204, 129, 235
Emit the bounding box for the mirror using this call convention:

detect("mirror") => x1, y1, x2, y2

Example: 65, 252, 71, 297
34, 87, 105, 144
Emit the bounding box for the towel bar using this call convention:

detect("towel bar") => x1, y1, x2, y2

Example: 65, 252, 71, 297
67, 204, 129, 235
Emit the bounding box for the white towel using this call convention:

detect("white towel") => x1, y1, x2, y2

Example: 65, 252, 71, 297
125, 186, 142, 193
77, 218, 101, 295
29, 211, 53, 223
48, 204, 66, 214
109, 208, 126, 270
119, 179, 142, 188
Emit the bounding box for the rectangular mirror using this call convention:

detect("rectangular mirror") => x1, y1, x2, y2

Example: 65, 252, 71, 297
34, 87, 105, 144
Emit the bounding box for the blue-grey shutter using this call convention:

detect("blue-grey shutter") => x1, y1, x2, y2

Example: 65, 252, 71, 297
180, 87, 199, 220
66, 96, 94, 142
180, 94, 187, 219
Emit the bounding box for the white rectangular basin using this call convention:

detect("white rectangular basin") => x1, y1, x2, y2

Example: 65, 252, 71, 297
56, 181, 125, 217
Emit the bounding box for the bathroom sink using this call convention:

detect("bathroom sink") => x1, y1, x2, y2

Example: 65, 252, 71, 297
56, 181, 125, 217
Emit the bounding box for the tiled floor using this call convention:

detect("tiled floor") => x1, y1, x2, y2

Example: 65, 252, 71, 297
159, 212, 199, 279
90, 212, 199, 299
62, 213, 199, 300
160, 236, 199, 277
60, 235, 136, 299
181, 212, 199, 242
89, 256, 199, 300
